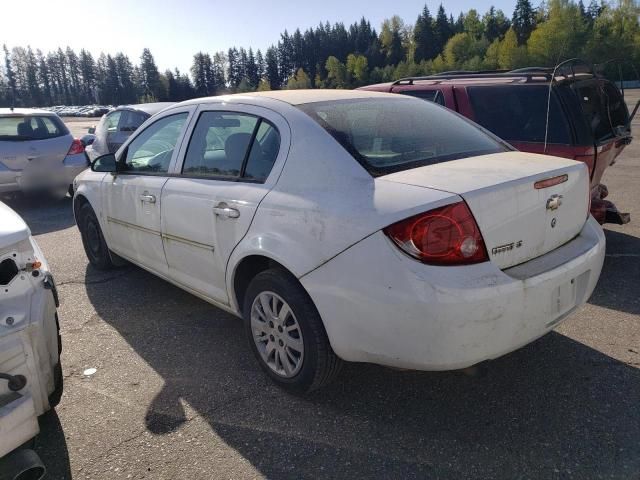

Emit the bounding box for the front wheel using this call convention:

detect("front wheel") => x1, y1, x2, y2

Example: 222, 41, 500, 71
77, 203, 118, 270
243, 269, 343, 393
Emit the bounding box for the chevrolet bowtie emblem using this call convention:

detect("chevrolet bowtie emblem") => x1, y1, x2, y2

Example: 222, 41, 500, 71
546, 194, 563, 211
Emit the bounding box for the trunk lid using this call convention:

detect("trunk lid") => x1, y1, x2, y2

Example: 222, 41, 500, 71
379, 152, 589, 269
0, 135, 72, 172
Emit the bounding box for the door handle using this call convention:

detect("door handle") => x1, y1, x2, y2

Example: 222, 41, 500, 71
213, 203, 240, 218
139, 193, 156, 204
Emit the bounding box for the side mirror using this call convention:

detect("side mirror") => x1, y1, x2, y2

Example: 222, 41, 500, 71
91, 153, 118, 173
87, 126, 96, 134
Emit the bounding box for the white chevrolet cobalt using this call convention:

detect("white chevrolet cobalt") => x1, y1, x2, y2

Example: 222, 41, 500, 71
73, 90, 605, 392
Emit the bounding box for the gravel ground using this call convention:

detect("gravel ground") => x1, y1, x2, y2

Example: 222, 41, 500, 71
4, 95, 640, 479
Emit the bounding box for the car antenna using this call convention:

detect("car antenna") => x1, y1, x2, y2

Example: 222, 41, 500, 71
543, 51, 571, 154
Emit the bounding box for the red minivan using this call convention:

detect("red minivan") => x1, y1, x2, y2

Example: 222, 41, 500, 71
360, 69, 633, 224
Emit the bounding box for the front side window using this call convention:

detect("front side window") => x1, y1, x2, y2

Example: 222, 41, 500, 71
467, 85, 571, 144
183, 111, 280, 182
0, 115, 68, 141
298, 97, 507, 176
123, 113, 187, 174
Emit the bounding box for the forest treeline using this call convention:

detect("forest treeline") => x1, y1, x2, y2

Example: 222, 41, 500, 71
1, 0, 639, 107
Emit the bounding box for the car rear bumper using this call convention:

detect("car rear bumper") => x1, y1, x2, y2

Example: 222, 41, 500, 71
0, 245, 60, 457
0, 155, 87, 193
301, 216, 605, 371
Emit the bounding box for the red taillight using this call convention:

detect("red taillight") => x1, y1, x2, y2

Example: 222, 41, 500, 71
67, 139, 84, 155
383, 201, 488, 266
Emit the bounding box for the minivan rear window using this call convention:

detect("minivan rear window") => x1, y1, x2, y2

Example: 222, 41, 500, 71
467, 85, 571, 145
298, 97, 508, 176
0, 115, 68, 141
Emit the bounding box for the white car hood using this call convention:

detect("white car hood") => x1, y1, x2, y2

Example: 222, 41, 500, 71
0, 201, 30, 250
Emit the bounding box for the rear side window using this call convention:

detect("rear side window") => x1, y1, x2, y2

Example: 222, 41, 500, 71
298, 97, 507, 176
467, 85, 571, 144
0, 115, 68, 141
119, 110, 148, 132
399, 90, 445, 106
574, 80, 629, 142
182, 111, 280, 182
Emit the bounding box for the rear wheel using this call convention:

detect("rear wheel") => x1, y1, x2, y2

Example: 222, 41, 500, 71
77, 203, 117, 270
243, 269, 342, 393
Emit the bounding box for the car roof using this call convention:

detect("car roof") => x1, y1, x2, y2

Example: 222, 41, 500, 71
179, 89, 403, 107
114, 102, 176, 115
0, 107, 58, 116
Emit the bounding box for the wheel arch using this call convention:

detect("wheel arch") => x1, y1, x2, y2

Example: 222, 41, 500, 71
230, 254, 296, 315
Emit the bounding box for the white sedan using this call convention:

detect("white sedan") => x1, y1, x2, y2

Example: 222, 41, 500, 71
73, 90, 605, 392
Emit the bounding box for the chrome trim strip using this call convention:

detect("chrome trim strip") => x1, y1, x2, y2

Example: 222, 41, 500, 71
107, 216, 214, 251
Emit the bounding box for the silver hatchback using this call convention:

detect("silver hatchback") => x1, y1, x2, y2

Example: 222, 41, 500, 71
0, 108, 88, 196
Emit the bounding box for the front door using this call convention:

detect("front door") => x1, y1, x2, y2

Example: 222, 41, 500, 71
103, 111, 190, 276
161, 106, 286, 304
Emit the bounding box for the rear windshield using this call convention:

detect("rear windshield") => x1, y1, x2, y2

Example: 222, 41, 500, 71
298, 97, 508, 176
0, 115, 68, 141
467, 85, 571, 144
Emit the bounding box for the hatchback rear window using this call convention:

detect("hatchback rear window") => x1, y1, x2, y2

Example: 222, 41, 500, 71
298, 97, 507, 176
467, 85, 571, 144
0, 115, 68, 141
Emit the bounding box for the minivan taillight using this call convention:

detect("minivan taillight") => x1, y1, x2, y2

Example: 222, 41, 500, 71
67, 139, 85, 155
383, 201, 488, 266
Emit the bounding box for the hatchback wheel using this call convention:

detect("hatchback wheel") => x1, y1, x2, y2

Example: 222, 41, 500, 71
243, 269, 342, 392
77, 203, 119, 270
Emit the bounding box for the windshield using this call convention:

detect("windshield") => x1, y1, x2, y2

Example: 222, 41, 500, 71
0, 115, 69, 141
298, 97, 508, 176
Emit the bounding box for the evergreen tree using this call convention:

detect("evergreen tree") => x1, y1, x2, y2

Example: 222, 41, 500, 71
265, 46, 280, 89
434, 5, 454, 54
512, 0, 536, 44
139, 48, 161, 100
380, 16, 405, 66
78, 49, 96, 103
36, 49, 52, 105
227, 47, 240, 88
414, 5, 437, 62
246, 48, 259, 88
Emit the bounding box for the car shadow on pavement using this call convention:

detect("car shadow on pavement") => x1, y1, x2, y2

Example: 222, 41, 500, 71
84, 263, 640, 479
34, 409, 73, 479
1, 195, 75, 235
588, 229, 640, 315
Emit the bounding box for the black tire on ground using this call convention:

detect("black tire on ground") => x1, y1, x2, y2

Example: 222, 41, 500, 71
243, 268, 343, 393
48, 361, 63, 408
48, 313, 63, 408
77, 202, 116, 270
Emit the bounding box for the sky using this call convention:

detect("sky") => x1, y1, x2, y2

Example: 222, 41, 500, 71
2, 0, 517, 73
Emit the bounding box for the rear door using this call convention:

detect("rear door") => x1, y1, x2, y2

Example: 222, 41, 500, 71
102, 108, 193, 275
161, 104, 288, 304
572, 79, 630, 186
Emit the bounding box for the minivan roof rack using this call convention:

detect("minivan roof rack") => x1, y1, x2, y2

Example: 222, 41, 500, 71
391, 59, 597, 86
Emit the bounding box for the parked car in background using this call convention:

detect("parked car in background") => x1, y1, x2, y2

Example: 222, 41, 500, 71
0, 200, 62, 480
74, 90, 605, 392
360, 66, 632, 225
0, 108, 88, 197
85, 103, 174, 162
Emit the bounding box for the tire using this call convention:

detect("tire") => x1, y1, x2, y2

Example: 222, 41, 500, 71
77, 203, 116, 270
243, 268, 343, 393
48, 313, 63, 408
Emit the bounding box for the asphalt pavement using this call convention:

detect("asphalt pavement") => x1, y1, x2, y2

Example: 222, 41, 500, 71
4, 97, 640, 479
